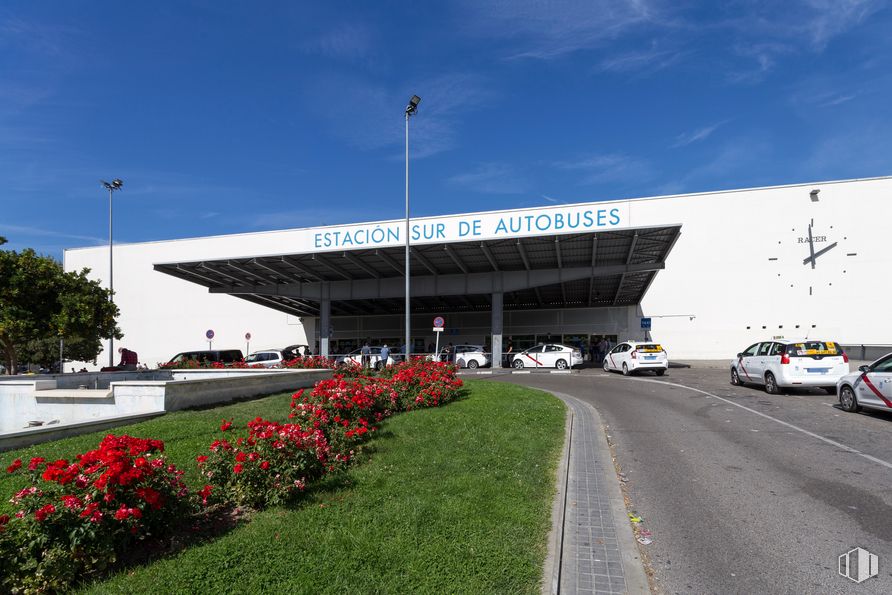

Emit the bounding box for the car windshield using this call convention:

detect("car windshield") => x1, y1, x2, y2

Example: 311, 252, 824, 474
785, 341, 840, 356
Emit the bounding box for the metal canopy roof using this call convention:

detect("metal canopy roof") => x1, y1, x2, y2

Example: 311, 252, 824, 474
154, 225, 681, 317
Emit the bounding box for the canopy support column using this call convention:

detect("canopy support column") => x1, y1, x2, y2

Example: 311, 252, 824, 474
491, 291, 503, 368
320, 284, 331, 358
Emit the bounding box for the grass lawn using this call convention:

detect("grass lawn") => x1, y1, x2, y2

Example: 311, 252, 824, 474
1, 380, 565, 594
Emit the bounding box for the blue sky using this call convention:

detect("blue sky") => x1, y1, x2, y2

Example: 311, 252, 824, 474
2, 0, 891, 259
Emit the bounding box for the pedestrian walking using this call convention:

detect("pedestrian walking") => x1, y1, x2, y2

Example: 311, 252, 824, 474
380, 344, 390, 369
361, 342, 371, 369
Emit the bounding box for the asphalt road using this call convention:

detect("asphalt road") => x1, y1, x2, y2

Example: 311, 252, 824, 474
486, 367, 892, 594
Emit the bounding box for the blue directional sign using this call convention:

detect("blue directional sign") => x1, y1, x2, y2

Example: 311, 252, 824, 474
640, 317, 652, 330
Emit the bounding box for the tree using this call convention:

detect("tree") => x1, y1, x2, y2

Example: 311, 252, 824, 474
0, 239, 121, 374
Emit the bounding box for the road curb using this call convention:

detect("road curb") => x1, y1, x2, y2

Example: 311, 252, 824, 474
542, 403, 573, 595
542, 391, 650, 594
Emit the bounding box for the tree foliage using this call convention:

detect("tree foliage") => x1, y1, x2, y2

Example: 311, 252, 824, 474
0, 240, 121, 374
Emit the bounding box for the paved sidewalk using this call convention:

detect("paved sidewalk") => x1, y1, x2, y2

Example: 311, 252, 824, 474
543, 391, 649, 595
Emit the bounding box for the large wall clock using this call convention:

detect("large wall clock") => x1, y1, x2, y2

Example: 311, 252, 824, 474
770, 217, 857, 295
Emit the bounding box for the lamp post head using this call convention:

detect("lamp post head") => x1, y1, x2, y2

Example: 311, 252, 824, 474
101, 179, 124, 192
406, 95, 421, 116
809, 188, 820, 202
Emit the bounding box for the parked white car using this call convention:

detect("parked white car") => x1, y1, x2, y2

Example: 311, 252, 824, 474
244, 349, 285, 368
336, 347, 396, 370
837, 352, 892, 413
429, 345, 490, 369
603, 341, 669, 376
730, 339, 849, 394
511, 343, 583, 370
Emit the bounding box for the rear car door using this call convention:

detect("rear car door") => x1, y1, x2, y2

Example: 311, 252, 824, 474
855, 354, 892, 409
752, 342, 773, 381
543, 344, 564, 367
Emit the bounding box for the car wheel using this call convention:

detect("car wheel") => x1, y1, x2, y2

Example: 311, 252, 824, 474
513, 358, 524, 369
468, 359, 479, 369
375, 361, 384, 371
730, 367, 743, 386
656, 369, 666, 376
622, 363, 631, 376
764, 372, 780, 395
839, 385, 861, 412
457, 358, 466, 368
603, 359, 611, 372
556, 359, 568, 370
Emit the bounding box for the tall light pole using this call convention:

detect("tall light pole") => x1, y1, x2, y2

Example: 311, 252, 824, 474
101, 178, 123, 367
405, 95, 420, 362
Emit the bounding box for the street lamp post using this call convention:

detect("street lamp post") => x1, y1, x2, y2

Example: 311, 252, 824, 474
405, 95, 420, 362
101, 178, 123, 367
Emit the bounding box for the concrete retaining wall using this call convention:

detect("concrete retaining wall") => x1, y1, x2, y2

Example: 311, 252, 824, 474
0, 369, 331, 451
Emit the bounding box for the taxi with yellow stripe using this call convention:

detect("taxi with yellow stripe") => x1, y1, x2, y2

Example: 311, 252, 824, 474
730, 339, 849, 394
603, 341, 669, 376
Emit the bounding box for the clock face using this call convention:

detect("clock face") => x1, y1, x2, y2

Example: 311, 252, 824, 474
770, 217, 855, 295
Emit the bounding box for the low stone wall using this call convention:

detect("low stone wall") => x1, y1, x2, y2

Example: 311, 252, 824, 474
0, 369, 332, 452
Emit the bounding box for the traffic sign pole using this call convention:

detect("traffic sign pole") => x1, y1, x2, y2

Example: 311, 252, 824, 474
432, 317, 445, 358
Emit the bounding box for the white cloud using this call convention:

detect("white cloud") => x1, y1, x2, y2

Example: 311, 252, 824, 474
305, 72, 495, 159
459, 0, 663, 60
0, 224, 104, 245
447, 163, 528, 194
553, 153, 653, 185
303, 23, 377, 63
671, 121, 728, 148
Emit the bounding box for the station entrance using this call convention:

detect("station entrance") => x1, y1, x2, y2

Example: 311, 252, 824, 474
155, 225, 681, 367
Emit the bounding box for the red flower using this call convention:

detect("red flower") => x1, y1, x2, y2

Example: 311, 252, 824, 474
196, 455, 209, 464
235, 452, 247, 463
220, 419, 233, 431
34, 504, 56, 522
136, 487, 163, 509
61, 495, 83, 509
233, 463, 244, 474
198, 485, 213, 504
260, 461, 270, 470
28, 457, 45, 471
5, 459, 21, 473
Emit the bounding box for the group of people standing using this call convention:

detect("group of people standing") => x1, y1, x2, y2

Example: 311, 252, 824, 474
590, 336, 613, 364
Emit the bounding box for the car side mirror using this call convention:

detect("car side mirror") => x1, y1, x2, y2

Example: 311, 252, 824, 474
736, 353, 743, 358
858, 365, 870, 372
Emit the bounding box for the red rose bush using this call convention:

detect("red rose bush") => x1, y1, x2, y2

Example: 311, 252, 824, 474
2, 435, 195, 593
0, 359, 463, 591
197, 415, 332, 508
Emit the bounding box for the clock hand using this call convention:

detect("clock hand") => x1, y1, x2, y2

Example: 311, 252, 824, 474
806, 223, 816, 269
802, 241, 838, 265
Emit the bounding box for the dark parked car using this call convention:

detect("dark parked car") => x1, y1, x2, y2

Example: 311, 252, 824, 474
166, 349, 244, 365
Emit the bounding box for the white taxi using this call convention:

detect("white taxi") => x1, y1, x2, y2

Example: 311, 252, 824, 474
603, 341, 668, 376
511, 343, 583, 370
429, 345, 490, 369
730, 339, 849, 394
837, 352, 892, 413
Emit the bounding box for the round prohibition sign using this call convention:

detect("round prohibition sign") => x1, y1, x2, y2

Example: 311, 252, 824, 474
206, 329, 215, 340
245, 332, 252, 341
433, 316, 445, 328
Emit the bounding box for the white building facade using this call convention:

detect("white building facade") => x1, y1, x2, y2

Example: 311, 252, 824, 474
64, 176, 890, 368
